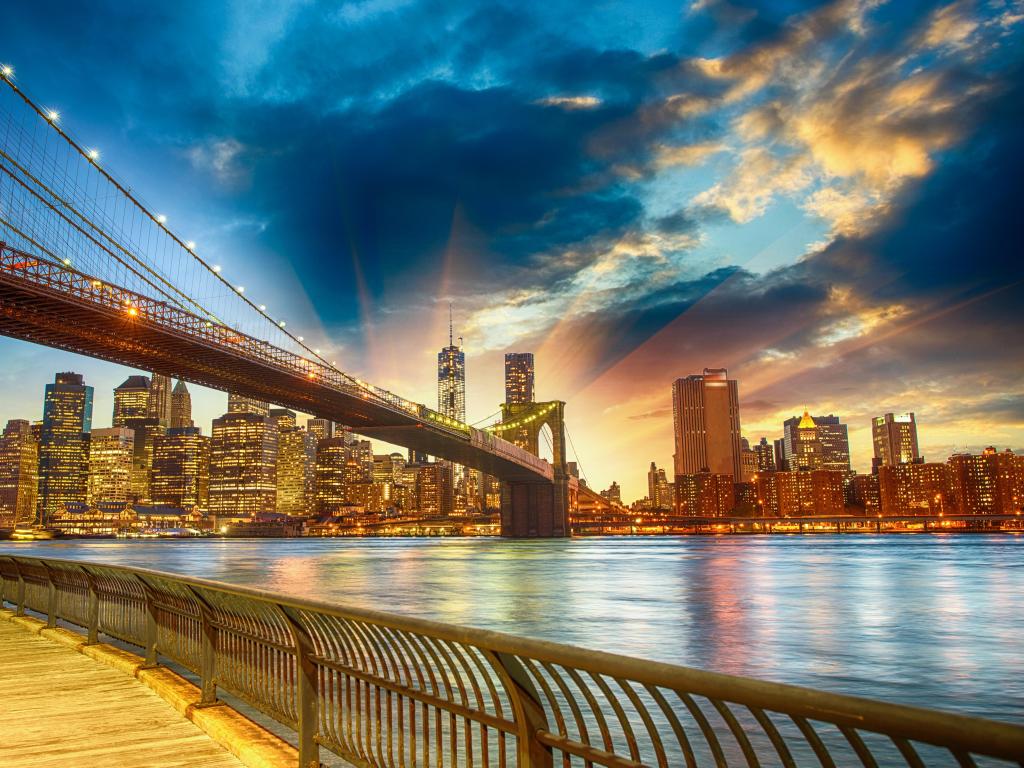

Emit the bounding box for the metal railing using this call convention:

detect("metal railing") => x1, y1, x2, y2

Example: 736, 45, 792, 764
1, 555, 1021, 767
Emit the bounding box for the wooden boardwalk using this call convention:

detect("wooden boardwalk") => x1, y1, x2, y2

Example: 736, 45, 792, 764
0, 619, 244, 768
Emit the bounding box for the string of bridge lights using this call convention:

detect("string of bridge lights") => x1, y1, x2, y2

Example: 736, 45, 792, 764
485, 401, 557, 433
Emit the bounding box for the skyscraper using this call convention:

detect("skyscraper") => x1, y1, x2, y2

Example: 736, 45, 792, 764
227, 392, 270, 417
151, 427, 210, 512
38, 372, 94, 523
504, 353, 535, 404
274, 410, 316, 516
112, 375, 162, 502
170, 379, 193, 429
437, 310, 466, 423
148, 373, 173, 426
754, 437, 777, 472
647, 461, 671, 509
87, 427, 134, 505
112, 375, 150, 427
315, 436, 349, 515
209, 411, 278, 522
782, 412, 823, 471
672, 368, 742, 480
306, 418, 333, 443
0, 419, 38, 526
815, 415, 852, 473
872, 413, 920, 466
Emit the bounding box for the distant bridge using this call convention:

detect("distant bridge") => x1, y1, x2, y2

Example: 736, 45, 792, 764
0, 71, 570, 535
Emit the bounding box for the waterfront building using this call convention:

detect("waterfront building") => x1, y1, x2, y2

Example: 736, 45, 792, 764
773, 437, 788, 471
872, 413, 920, 466
675, 472, 735, 517
948, 448, 1024, 515
87, 427, 134, 505
815, 415, 852, 473
209, 411, 278, 522
600, 481, 622, 505
315, 437, 348, 516
754, 437, 777, 472
0, 419, 38, 526
128, 418, 165, 503
740, 438, 758, 482
415, 462, 452, 517
170, 379, 193, 429
755, 469, 846, 517
148, 373, 173, 426
306, 418, 333, 443
672, 368, 742, 480
227, 392, 270, 417
504, 352, 535, 404
38, 372, 94, 523
112, 375, 150, 427
276, 419, 316, 517
878, 461, 951, 515
850, 473, 881, 515
151, 427, 210, 512
647, 462, 672, 509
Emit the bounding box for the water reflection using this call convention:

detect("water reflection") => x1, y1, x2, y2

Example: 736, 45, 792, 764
2, 535, 1022, 722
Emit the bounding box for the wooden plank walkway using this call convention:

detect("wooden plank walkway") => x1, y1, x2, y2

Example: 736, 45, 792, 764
0, 620, 244, 768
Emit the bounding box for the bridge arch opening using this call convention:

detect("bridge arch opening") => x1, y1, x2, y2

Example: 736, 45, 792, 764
538, 422, 554, 465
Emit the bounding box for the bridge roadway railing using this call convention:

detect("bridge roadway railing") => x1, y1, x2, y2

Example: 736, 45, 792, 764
2, 556, 1022, 767
0, 243, 551, 480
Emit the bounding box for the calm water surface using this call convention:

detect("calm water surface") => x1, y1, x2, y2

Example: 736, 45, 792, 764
3, 535, 1022, 724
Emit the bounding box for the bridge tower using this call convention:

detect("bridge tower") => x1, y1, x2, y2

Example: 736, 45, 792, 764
498, 400, 570, 537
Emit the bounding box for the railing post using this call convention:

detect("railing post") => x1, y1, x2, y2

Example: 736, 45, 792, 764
281, 606, 321, 768
492, 651, 554, 767
83, 567, 99, 644
14, 560, 26, 617
44, 563, 57, 628
187, 586, 218, 705
139, 580, 159, 668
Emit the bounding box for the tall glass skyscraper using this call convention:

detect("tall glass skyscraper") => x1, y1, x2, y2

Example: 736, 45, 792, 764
38, 372, 93, 522
504, 353, 535, 404
437, 314, 466, 422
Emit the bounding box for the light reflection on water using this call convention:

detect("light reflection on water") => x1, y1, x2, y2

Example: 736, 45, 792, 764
2, 534, 1022, 723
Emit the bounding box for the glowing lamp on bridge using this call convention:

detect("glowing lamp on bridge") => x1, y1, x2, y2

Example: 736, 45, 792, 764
297, 336, 304, 341
259, 304, 266, 311
62, 258, 72, 266
185, 241, 196, 251
236, 285, 244, 293
279, 320, 286, 327
156, 214, 167, 224
0, 65, 13, 78
212, 264, 221, 272
46, 110, 60, 122
87, 149, 100, 161
127, 306, 138, 317
306, 371, 316, 380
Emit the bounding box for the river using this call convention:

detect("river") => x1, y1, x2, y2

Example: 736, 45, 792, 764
2, 534, 1022, 724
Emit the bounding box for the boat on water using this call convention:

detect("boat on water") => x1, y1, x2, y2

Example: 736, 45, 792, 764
7, 524, 58, 541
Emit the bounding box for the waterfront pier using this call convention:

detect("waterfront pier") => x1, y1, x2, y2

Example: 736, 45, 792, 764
2, 555, 1023, 767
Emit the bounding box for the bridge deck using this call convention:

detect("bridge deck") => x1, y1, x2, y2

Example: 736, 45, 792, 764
0, 619, 243, 768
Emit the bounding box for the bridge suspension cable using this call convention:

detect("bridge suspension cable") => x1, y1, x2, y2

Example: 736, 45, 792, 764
0, 66, 445, 408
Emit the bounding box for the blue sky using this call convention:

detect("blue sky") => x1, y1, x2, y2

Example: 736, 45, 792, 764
1, 0, 1023, 500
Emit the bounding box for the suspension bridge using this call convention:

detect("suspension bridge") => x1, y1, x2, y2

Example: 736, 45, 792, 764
0, 68, 570, 537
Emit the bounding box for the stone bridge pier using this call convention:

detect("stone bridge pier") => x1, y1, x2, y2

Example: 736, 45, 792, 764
498, 400, 571, 538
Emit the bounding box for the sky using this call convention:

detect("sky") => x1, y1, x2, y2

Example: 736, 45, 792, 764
1, 0, 1022, 502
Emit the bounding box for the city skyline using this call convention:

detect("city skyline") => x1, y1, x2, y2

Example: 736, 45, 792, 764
0, 1, 1022, 501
